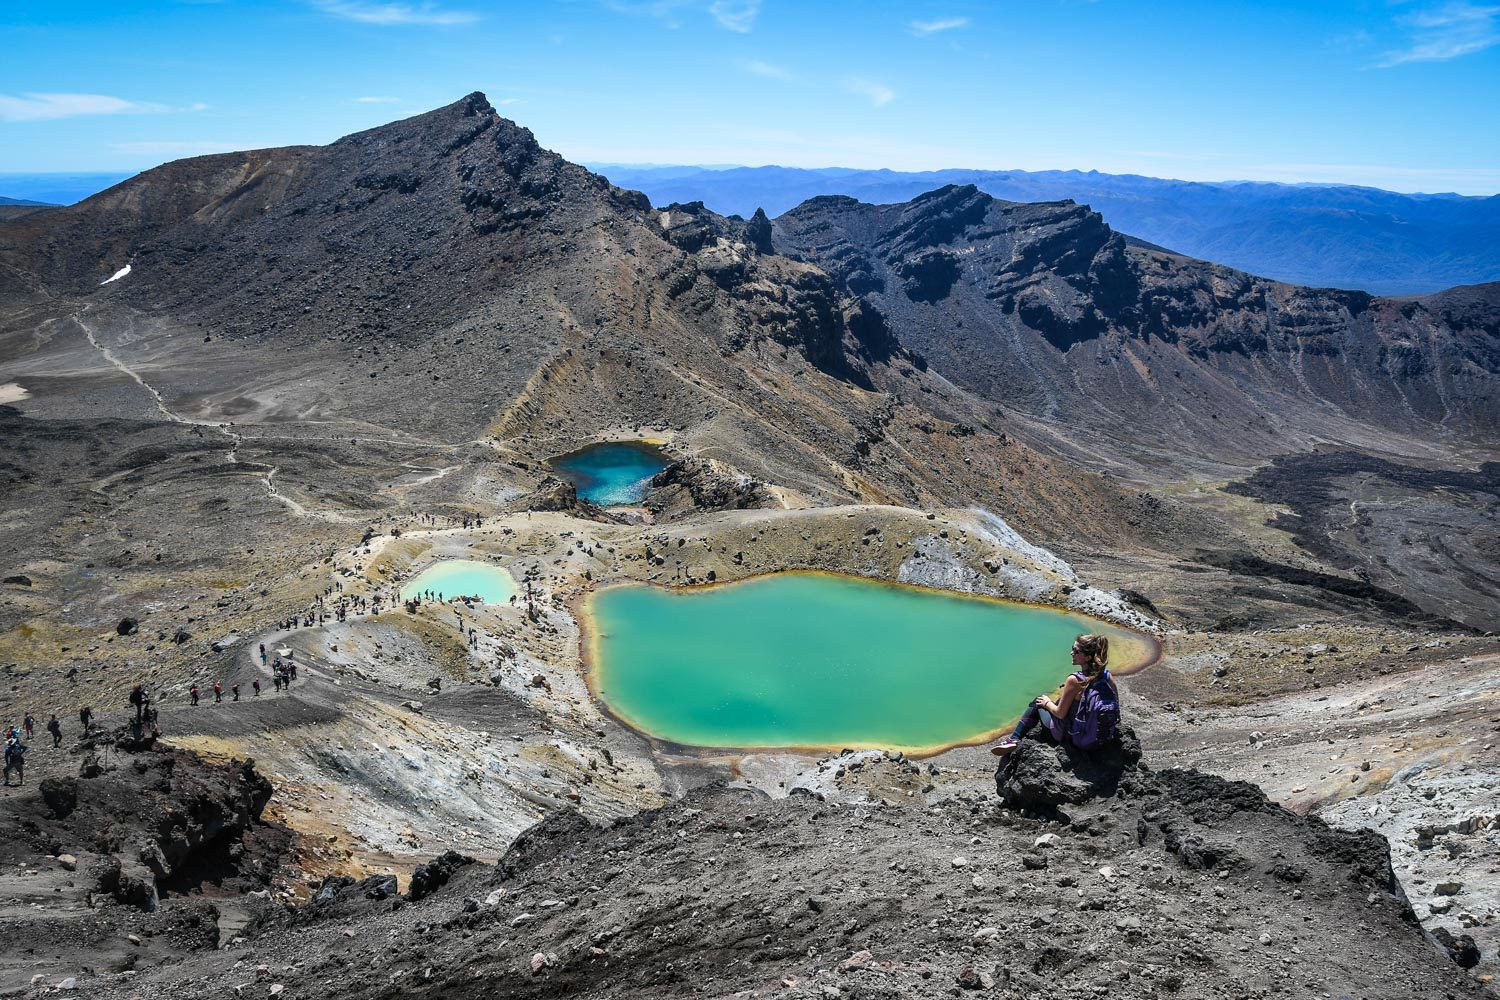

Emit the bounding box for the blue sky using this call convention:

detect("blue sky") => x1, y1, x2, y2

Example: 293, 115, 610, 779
2, 0, 1498, 193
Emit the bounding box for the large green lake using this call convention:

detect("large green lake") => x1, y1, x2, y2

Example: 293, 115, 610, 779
585, 572, 1153, 753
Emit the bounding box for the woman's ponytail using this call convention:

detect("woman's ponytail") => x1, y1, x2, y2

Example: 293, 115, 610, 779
1072, 634, 1109, 676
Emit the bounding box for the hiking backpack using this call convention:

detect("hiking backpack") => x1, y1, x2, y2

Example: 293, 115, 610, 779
1067, 670, 1120, 749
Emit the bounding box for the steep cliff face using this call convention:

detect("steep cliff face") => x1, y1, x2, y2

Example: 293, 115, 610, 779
774, 185, 1500, 469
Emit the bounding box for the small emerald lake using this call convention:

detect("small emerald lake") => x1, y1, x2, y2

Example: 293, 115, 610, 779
549, 441, 670, 505
400, 560, 516, 604
585, 572, 1155, 754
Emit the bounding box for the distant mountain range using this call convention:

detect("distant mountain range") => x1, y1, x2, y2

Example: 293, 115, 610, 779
592, 165, 1500, 296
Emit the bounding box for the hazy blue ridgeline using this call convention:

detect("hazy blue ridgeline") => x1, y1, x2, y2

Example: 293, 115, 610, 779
592, 164, 1500, 297
0, 173, 134, 207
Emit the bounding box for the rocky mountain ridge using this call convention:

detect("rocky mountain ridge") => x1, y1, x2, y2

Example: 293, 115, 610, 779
594, 162, 1500, 295
773, 183, 1499, 475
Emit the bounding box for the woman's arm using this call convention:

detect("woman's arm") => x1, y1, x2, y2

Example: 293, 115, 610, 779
1041, 675, 1085, 718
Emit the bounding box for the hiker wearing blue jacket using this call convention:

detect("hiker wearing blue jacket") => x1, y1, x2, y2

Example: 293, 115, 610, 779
992, 634, 1120, 755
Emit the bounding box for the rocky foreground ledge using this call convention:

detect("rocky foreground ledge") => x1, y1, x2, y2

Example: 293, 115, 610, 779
3, 734, 1488, 999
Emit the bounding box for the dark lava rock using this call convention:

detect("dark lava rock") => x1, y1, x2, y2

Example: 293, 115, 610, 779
91, 854, 159, 912
408, 849, 477, 902
648, 457, 769, 515
39, 776, 78, 819
995, 725, 1142, 817
172, 628, 192, 645
2, 574, 31, 586
515, 476, 613, 521
313, 875, 356, 906
1432, 927, 1482, 969
4, 746, 287, 911
117, 616, 139, 636
361, 874, 400, 901
897, 248, 961, 302
744, 207, 774, 254
1115, 588, 1162, 618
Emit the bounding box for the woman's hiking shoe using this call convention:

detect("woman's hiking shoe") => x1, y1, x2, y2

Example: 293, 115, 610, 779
990, 737, 1019, 756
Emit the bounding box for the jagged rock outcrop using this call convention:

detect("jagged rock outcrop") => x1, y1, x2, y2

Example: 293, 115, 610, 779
0, 747, 287, 909
407, 849, 477, 902
647, 456, 772, 517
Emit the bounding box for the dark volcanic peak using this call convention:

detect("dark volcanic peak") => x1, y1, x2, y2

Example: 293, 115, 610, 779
0, 92, 676, 348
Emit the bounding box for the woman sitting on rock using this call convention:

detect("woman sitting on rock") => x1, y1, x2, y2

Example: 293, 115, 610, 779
991, 633, 1119, 755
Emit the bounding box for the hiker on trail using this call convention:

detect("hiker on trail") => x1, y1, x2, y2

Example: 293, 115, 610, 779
260, 643, 267, 663
232, 682, 240, 702
992, 634, 1120, 756
79, 705, 92, 733
130, 684, 146, 721
253, 678, 261, 697
283, 667, 293, 690
273, 671, 282, 693
3, 735, 25, 786
23, 712, 34, 740
213, 682, 223, 704
288, 662, 297, 682
47, 714, 62, 748
190, 684, 200, 706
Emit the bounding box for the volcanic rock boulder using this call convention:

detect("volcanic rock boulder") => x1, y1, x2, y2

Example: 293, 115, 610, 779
1433, 927, 1482, 969
39, 776, 78, 819
995, 725, 1143, 818
408, 849, 477, 902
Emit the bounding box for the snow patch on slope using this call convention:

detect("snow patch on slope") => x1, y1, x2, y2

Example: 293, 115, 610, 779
100, 264, 132, 285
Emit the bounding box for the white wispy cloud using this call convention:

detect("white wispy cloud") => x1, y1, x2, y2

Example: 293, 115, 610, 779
353, 95, 402, 103
495, 97, 524, 105
1379, 2, 1500, 66
910, 16, 970, 36
709, 0, 760, 31
741, 58, 795, 80
844, 77, 895, 107
603, 0, 758, 31
0, 93, 203, 122
110, 140, 239, 155
311, 1, 480, 26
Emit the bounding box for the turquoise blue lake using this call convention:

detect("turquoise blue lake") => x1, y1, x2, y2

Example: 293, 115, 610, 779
550, 441, 670, 505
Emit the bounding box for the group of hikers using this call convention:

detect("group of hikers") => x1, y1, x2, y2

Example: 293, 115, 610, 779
280, 589, 389, 629
411, 513, 482, 529
4, 704, 101, 785
3, 713, 65, 786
